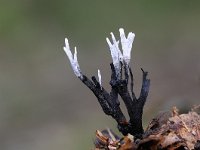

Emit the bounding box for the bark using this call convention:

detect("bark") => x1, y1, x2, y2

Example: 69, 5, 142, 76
94, 107, 200, 150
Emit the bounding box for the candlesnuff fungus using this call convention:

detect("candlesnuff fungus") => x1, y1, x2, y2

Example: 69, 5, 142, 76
63, 28, 150, 139
63, 29, 200, 150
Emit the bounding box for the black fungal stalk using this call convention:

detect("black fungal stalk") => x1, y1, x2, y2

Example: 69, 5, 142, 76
63, 28, 150, 139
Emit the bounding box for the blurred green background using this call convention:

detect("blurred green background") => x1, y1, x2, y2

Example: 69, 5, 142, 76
0, 1, 200, 149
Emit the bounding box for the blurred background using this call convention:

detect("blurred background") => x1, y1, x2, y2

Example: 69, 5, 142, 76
0, 1, 200, 149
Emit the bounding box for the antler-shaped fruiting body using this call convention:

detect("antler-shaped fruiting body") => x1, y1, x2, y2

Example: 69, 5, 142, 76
63, 28, 150, 139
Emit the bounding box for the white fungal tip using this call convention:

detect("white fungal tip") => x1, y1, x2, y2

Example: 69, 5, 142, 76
63, 38, 83, 79
98, 69, 102, 89
106, 37, 112, 46
110, 32, 116, 42
119, 28, 135, 65
65, 38, 68, 44
119, 28, 124, 33
74, 47, 78, 62
63, 38, 73, 62
128, 32, 135, 39
64, 38, 70, 49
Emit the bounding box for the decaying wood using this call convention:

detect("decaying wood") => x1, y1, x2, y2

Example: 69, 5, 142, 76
94, 107, 200, 150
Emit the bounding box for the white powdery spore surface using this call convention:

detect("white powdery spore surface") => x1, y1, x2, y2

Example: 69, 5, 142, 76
106, 28, 135, 77
106, 33, 122, 77
63, 38, 83, 79
119, 28, 135, 65
98, 69, 102, 89
63, 28, 135, 81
